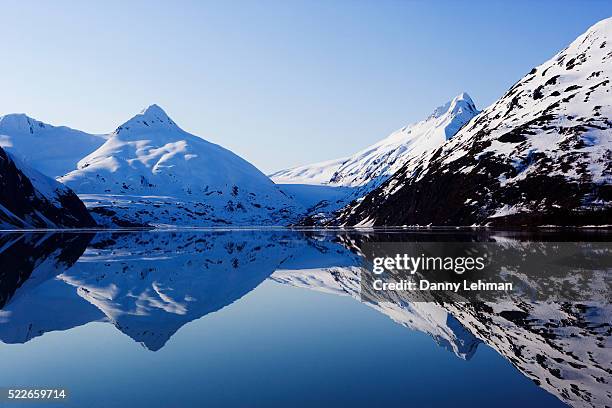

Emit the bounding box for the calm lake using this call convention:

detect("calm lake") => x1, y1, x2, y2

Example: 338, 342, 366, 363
0, 229, 609, 408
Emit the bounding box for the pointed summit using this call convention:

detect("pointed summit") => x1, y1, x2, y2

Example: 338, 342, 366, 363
59, 103, 302, 227
583, 16, 612, 36
443, 92, 478, 139
273, 93, 480, 192
451, 92, 475, 107
115, 104, 178, 135
140, 104, 169, 117
430, 92, 477, 120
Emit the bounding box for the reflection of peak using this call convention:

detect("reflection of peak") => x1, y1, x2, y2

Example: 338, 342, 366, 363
273, 233, 611, 408
2, 230, 609, 408
271, 267, 481, 360
444, 301, 612, 408
0, 230, 356, 350
54, 231, 310, 351
374, 300, 481, 360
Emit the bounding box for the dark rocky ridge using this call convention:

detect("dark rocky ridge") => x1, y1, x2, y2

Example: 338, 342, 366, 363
0, 147, 96, 229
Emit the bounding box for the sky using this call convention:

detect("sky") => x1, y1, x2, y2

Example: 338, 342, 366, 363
1, 0, 611, 173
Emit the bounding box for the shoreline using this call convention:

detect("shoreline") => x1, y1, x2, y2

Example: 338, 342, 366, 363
0, 225, 611, 233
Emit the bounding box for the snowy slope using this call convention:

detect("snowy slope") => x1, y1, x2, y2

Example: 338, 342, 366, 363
270, 157, 347, 185
0, 147, 96, 229
272, 93, 478, 224
337, 18, 612, 226
59, 105, 302, 226
271, 92, 479, 189
0, 114, 106, 178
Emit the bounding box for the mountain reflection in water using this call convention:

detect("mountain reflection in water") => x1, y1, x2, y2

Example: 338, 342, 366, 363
0, 229, 609, 408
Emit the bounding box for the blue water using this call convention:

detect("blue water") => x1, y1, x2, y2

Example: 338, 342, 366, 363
0, 230, 607, 407
0, 281, 564, 408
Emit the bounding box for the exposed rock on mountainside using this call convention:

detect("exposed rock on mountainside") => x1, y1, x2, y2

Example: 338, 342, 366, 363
335, 18, 612, 226
0, 147, 96, 229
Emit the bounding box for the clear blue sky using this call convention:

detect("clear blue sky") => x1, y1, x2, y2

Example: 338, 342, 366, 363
1, 0, 611, 173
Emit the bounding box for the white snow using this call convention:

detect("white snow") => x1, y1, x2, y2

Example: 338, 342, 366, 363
271, 93, 479, 190
0, 114, 106, 178
437, 17, 612, 186
57, 105, 303, 226
6, 152, 70, 206
269, 157, 347, 185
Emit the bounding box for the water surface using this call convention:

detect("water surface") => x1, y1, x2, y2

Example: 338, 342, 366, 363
0, 229, 609, 407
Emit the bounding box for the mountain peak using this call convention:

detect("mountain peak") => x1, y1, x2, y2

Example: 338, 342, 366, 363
586, 16, 612, 35
0, 113, 42, 131
452, 92, 474, 106
140, 104, 168, 117
430, 92, 477, 119
561, 16, 611, 60
115, 104, 178, 135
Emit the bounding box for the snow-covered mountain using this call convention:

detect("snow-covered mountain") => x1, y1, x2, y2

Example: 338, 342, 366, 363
0, 147, 96, 229
271, 93, 478, 224
271, 93, 478, 189
271, 158, 347, 186
0, 114, 106, 178
336, 17, 612, 227
58, 105, 302, 227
